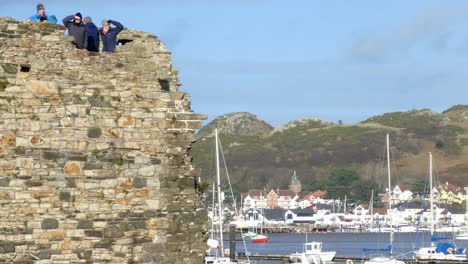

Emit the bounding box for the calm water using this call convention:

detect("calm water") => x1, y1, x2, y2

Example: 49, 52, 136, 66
224, 232, 468, 263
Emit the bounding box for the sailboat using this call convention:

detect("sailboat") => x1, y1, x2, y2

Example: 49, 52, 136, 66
205, 129, 250, 264
363, 134, 405, 264
455, 186, 468, 240
414, 152, 467, 261
251, 207, 268, 243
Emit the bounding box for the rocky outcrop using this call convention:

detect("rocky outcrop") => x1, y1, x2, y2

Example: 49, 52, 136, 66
442, 105, 468, 122
197, 112, 273, 137
0, 17, 206, 263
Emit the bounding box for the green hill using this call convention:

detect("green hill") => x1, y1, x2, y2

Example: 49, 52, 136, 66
190, 106, 468, 198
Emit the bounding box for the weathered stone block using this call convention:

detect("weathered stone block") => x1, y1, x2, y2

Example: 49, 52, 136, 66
84, 230, 102, 237
103, 225, 124, 238
138, 165, 155, 177
0, 178, 10, 187
77, 220, 93, 229
63, 161, 82, 175
142, 243, 164, 253
132, 43, 154, 58
87, 127, 102, 138
43, 151, 65, 160
41, 218, 59, 229
25, 80, 58, 97
65, 178, 76, 188
133, 177, 146, 188
0, 243, 15, 253
59, 191, 71, 202
1, 63, 17, 74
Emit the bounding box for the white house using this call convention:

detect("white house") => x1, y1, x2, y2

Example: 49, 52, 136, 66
392, 185, 414, 204
285, 208, 316, 224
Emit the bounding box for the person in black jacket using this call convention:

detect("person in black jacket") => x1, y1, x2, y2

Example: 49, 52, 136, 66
83, 17, 99, 52
100, 19, 124, 52
62, 13, 86, 49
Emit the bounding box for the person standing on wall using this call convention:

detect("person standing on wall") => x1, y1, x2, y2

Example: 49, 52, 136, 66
99, 19, 124, 52
83, 17, 99, 52
62, 13, 86, 49
29, 3, 57, 23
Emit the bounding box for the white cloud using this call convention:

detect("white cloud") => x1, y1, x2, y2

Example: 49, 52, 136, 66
348, 3, 468, 63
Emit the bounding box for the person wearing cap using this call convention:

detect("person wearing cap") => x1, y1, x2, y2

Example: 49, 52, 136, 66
99, 19, 124, 52
83, 17, 99, 52
29, 3, 57, 24
62, 13, 86, 49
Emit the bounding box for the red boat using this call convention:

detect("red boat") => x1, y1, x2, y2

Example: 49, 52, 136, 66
251, 234, 268, 243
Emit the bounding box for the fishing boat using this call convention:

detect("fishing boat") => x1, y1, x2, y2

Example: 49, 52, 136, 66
289, 241, 336, 263
414, 153, 467, 261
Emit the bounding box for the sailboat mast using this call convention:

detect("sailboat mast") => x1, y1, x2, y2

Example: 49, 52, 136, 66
215, 129, 224, 256
386, 133, 394, 257
429, 152, 435, 247
370, 189, 374, 228
211, 182, 215, 240
344, 195, 347, 214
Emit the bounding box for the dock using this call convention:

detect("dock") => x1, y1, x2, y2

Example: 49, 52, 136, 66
237, 254, 468, 263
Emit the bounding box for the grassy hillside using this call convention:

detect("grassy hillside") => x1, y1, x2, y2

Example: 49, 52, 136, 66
191, 106, 468, 196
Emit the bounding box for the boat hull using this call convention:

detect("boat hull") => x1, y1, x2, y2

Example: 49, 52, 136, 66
251, 234, 268, 243
289, 251, 335, 262
364, 257, 405, 264
416, 247, 468, 261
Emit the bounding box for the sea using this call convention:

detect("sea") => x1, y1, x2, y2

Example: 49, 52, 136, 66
223, 232, 468, 264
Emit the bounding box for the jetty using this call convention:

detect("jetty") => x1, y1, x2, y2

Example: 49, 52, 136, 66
237, 254, 468, 263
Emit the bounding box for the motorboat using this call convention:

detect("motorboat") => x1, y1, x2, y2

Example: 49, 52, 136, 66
289, 241, 336, 263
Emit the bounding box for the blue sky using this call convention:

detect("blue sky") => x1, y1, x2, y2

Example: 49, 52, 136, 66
2, 1, 468, 126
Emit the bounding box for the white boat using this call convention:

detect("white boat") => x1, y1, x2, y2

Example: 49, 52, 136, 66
364, 257, 405, 264
205, 129, 250, 264
290, 253, 325, 264
414, 153, 467, 261
364, 134, 405, 264
251, 207, 269, 243
415, 245, 467, 261
289, 241, 336, 263
455, 232, 468, 240
241, 230, 257, 239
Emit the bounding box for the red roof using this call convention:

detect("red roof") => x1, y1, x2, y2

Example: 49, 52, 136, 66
301, 190, 327, 201
437, 182, 462, 192
241, 189, 267, 199
277, 189, 296, 197
398, 185, 412, 192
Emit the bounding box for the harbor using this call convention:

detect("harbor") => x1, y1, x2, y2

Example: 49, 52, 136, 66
222, 232, 468, 264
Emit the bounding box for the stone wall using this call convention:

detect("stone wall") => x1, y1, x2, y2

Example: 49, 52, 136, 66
0, 17, 207, 263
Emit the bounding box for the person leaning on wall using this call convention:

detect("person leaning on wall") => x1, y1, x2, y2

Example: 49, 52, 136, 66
83, 17, 99, 52
99, 19, 124, 52
29, 3, 57, 23
62, 13, 86, 49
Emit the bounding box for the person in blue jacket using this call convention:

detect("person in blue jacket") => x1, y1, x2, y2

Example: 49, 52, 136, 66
83, 17, 99, 52
29, 4, 57, 24
99, 19, 124, 52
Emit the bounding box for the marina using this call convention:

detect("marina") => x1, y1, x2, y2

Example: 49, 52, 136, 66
223, 232, 468, 263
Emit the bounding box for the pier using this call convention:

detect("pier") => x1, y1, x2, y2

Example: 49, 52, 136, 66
237, 254, 468, 263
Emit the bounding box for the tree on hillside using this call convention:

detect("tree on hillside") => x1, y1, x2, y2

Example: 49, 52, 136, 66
307, 167, 379, 204
411, 178, 427, 196
350, 180, 379, 204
